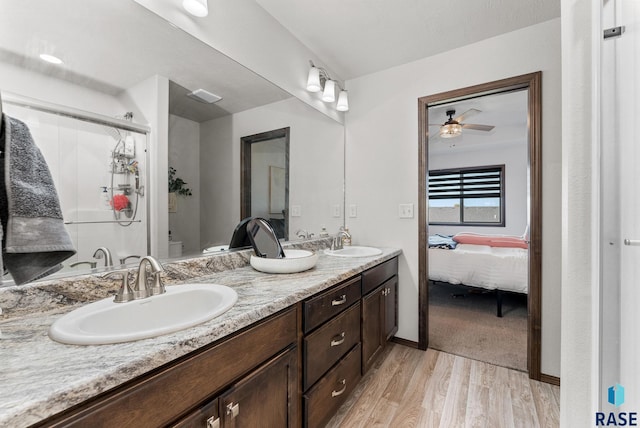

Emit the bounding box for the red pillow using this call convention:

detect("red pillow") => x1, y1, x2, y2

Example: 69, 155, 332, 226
453, 233, 528, 249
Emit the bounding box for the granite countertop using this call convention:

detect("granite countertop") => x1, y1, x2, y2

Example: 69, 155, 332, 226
0, 243, 401, 427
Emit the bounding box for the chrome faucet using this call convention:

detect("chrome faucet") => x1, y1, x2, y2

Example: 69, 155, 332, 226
70, 260, 98, 269
93, 247, 113, 267
120, 255, 141, 265
105, 256, 165, 303
331, 229, 352, 251
296, 229, 314, 239
132, 256, 165, 298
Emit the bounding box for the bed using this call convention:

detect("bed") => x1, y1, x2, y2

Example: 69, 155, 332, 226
428, 233, 528, 317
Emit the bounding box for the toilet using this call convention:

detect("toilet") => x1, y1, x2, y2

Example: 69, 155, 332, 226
169, 241, 183, 258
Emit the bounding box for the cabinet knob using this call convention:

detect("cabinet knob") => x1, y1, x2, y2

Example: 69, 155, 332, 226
330, 332, 346, 347
226, 402, 240, 419
331, 294, 347, 306
331, 379, 347, 397
206, 416, 220, 428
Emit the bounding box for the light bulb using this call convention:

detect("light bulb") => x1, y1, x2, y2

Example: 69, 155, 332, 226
306, 67, 322, 92
322, 80, 336, 103
336, 91, 349, 111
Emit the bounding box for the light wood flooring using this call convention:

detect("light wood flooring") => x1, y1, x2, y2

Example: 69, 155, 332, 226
326, 344, 560, 428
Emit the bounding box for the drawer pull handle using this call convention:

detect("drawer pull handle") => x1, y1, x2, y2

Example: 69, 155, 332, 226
332, 379, 347, 397
226, 402, 240, 419
206, 416, 220, 428
331, 294, 347, 306
330, 332, 346, 347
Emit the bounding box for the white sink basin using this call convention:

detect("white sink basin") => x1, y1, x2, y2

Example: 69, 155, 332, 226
324, 246, 383, 258
250, 249, 318, 274
49, 283, 238, 345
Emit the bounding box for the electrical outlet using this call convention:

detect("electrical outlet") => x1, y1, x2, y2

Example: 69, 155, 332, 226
399, 203, 414, 218
349, 204, 358, 218
291, 205, 302, 217
332, 204, 341, 218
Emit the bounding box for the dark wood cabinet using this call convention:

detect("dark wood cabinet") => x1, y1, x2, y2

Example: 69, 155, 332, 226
35, 308, 297, 428
34, 256, 399, 428
361, 260, 399, 373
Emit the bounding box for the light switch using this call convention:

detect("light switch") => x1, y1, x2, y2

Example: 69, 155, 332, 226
349, 204, 358, 218
291, 205, 302, 217
399, 203, 414, 218
332, 204, 341, 218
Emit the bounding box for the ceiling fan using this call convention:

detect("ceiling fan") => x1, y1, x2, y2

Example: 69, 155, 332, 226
430, 109, 495, 139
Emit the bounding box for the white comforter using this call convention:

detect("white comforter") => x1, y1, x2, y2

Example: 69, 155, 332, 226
428, 244, 528, 294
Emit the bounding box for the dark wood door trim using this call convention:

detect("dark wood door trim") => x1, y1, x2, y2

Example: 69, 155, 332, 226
417, 72, 543, 381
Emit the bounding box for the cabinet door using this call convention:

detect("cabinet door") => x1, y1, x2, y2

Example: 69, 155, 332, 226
220, 347, 297, 428
171, 399, 220, 428
383, 276, 398, 341
361, 286, 384, 373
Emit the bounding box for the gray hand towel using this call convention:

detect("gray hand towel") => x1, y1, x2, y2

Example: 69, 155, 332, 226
0, 113, 76, 285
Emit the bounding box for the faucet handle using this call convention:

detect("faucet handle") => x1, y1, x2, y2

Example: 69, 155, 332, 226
103, 271, 135, 303
146, 270, 165, 296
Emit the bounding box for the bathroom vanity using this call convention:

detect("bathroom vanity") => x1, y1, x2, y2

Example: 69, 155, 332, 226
0, 242, 400, 428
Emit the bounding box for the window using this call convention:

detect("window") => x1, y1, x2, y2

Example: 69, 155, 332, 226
428, 165, 505, 226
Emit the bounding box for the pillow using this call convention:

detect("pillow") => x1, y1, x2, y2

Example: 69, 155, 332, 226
453, 233, 528, 249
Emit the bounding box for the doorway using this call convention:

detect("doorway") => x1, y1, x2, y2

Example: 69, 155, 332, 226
417, 72, 543, 380
241, 127, 290, 240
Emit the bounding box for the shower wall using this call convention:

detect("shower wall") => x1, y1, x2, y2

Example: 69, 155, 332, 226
4, 104, 148, 271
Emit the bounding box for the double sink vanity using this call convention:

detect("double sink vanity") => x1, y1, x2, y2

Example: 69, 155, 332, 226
0, 239, 400, 427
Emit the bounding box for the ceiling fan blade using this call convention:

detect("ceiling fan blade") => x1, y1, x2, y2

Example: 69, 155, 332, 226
454, 108, 481, 123
462, 123, 495, 132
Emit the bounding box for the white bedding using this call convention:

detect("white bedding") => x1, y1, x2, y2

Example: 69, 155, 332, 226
429, 244, 528, 294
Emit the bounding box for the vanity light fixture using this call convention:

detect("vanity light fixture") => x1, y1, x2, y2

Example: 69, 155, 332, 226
182, 0, 208, 17
336, 90, 349, 112
39, 53, 63, 65
306, 61, 349, 111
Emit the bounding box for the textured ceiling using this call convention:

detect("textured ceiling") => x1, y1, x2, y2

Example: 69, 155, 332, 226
256, 0, 561, 80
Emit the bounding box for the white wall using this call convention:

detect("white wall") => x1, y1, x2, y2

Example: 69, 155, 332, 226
200, 97, 344, 248
344, 19, 562, 377
169, 114, 201, 255
429, 142, 528, 236
560, 0, 602, 425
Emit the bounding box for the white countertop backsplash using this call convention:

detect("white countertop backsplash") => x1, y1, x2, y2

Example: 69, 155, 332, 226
0, 239, 401, 427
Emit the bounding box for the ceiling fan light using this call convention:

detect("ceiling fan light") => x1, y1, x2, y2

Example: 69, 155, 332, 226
336, 90, 349, 111
322, 79, 336, 102
440, 123, 462, 138
182, 0, 208, 17
306, 67, 322, 92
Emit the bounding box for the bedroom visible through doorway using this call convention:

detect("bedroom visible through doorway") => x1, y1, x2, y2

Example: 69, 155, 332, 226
417, 72, 543, 380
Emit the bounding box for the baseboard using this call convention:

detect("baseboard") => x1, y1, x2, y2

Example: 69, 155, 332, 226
539, 373, 560, 386
390, 336, 420, 349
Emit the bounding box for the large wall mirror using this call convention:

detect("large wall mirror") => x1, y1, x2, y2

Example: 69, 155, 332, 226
0, 1, 345, 286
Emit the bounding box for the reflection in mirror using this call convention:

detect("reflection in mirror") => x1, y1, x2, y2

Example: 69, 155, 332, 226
241, 128, 289, 240
246, 218, 286, 259
2, 98, 149, 284
0, 1, 345, 286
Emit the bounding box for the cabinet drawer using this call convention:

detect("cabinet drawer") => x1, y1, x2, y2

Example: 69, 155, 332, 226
362, 257, 398, 295
303, 344, 362, 428
303, 276, 361, 333
303, 302, 360, 390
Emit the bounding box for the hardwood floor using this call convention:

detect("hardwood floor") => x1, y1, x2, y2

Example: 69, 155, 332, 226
327, 344, 560, 428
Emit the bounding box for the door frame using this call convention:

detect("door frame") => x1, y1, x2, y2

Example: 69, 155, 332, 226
417, 72, 543, 380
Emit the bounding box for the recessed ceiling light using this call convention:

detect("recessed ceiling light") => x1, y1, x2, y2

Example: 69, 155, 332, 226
39, 53, 63, 65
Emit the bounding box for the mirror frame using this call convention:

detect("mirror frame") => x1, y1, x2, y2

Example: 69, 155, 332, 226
240, 127, 290, 240
418, 72, 543, 380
